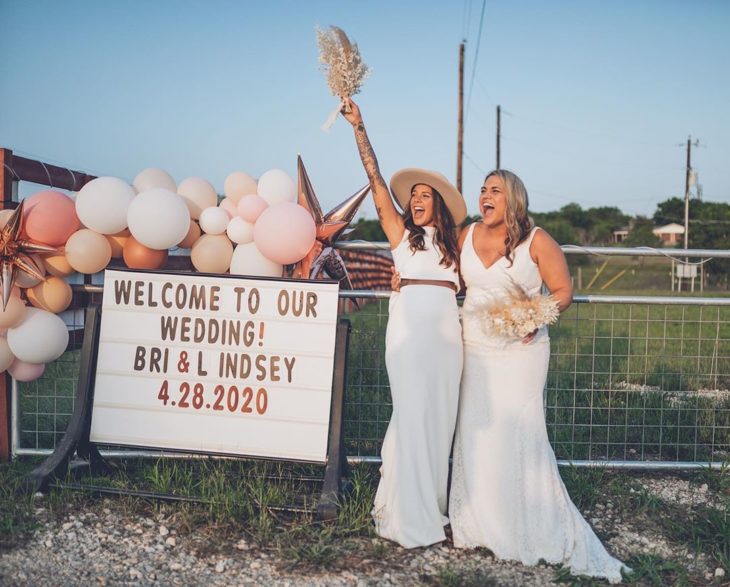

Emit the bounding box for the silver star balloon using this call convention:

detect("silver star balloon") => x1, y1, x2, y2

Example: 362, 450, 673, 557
0, 201, 61, 309
292, 155, 369, 289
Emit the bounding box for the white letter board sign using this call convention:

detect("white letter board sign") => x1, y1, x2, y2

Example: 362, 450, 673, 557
89, 269, 340, 463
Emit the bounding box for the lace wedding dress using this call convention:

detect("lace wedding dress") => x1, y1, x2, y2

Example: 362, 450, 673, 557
449, 224, 628, 583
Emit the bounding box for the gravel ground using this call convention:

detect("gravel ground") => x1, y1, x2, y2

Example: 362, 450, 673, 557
1, 473, 728, 586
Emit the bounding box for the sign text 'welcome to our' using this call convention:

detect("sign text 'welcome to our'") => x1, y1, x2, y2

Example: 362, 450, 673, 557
89, 269, 340, 462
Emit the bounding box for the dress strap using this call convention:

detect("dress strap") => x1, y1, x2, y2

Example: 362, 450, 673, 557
525, 226, 542, 248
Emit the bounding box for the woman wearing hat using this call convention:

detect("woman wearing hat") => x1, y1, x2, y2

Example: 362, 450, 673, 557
341, 98, 466, 548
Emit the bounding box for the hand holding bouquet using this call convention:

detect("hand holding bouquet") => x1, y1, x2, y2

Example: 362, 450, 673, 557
316, 26, 371, 130
476, 280, 560, 340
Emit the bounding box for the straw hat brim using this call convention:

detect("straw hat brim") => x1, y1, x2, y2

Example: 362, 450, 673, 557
390, 168, 467, 225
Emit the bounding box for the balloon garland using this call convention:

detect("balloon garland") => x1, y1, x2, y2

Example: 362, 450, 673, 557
1, 159, 367, 381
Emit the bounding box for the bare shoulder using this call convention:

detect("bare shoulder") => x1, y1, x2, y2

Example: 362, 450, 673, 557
529, 227, 562, 262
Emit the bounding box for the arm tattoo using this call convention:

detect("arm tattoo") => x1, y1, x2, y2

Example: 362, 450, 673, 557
354, 123, 388, 193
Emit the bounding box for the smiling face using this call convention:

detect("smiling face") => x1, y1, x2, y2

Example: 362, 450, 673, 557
479, 174, 508, 228
409, 183, 435, 226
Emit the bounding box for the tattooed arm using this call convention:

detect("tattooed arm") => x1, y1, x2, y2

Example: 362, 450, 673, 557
341, 98, 405, 248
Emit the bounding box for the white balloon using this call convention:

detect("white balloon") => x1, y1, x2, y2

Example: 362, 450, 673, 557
198, 206, 230, 235
127, 188, 190, 250
226, 216, 255, 244
257, 169, 296, 206
7, 307, 69, 364
177, 177, 218, 220
76, 176, 135, 234
0, 336, 14, 372
230, 243, 282, 278
224, 171, 258, 204
133, 168, 176, 193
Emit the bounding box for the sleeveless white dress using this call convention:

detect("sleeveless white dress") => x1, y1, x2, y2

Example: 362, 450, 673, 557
449, 224, 627, 583
372, 226, 463, 548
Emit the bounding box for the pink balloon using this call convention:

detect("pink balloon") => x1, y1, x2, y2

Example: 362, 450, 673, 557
237, 195, 268, 223
8, 358, 45, 382
219, 198, 238, 218
23, 191, 80, 245
253, 203, 316, 265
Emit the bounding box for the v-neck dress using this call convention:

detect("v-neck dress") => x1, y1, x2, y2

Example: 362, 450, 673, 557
449, 223, 627, 583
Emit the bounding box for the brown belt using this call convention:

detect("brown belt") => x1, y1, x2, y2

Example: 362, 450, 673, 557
400, 278, 458, 292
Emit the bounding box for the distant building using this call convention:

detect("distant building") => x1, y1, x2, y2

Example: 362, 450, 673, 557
612, 228, 629, 243
652, 223, 685, 246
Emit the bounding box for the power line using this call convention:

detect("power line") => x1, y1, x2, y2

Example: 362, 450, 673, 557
461, 0, 473, 39
465, 0, 487, 121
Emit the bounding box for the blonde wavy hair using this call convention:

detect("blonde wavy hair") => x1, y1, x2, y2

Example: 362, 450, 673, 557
484, 169, 534, 266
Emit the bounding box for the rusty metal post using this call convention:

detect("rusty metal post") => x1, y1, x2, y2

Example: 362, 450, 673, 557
0, 148, 15, 461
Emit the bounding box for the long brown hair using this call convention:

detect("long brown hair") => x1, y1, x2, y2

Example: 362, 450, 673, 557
484, 169, 534, 266
402, 187, 460, 271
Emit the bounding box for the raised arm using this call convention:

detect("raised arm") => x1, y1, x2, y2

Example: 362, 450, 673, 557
530, 229, 573, 312
341, 98, 405, 248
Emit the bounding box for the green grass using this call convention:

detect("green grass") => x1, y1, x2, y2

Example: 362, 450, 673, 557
0, 460, 39, 551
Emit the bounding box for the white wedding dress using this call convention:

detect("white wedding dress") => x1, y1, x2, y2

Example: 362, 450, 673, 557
372, 226, 463, 548
449, 224, 627, 583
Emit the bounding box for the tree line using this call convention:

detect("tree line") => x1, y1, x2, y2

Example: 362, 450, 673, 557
346, 197, 730, 253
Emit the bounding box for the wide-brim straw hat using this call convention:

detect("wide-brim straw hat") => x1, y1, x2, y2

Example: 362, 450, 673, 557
390, 168, 467, 225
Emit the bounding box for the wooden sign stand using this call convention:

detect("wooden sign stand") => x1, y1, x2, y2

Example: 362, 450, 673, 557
25, 305, 351, 521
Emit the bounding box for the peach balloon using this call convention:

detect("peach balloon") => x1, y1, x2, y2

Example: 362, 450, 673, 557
23, 191, 80, 245
65, 229, 112, 274
14, 254, 45, 289
106, 229, 131, 258
0, 295, 27, 329
177, 177, 218, 220
27, 277, 73, 313
219, 197, 237, 218
224, 171, 257, 204
43, 253, 75, 277
178, 221, 201, 249
191, 234, 233, 273
0, 209, 14, 229
237, 194, 268, 223
122, 237, 168, 270
8, 359, 45, 382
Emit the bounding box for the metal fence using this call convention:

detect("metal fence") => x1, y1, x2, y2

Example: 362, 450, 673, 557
12, 246, 730, 470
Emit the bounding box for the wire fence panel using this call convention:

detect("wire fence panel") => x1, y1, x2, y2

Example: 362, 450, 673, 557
12, 254, 730, 469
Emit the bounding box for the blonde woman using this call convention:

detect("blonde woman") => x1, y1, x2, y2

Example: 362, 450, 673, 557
449, 170, 629, 582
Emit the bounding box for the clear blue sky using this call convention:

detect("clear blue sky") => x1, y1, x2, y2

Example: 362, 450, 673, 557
1, 0, 728, 220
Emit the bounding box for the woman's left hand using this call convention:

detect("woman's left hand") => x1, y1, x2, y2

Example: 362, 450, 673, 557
522, 329, 538, 344
391, 269, 401, 292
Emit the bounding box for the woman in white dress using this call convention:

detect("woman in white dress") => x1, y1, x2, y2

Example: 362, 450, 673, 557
449, 170, 629, 582
342, 98, 466, 548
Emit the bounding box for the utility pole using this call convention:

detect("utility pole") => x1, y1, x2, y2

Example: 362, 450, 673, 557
457, 41, 465, 194
683, 135, 699, 249
496, 105, 501, 170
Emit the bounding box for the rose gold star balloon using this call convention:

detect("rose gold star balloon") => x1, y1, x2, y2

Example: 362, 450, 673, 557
0, 201, 62, 309
292, 155, 369, 287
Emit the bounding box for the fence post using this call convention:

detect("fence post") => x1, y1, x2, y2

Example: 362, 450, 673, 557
0, 148, 15, 462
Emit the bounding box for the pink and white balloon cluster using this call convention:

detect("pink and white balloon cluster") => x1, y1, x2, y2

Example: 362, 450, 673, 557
0, 166, 318, 382
190, 169, 316, 276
